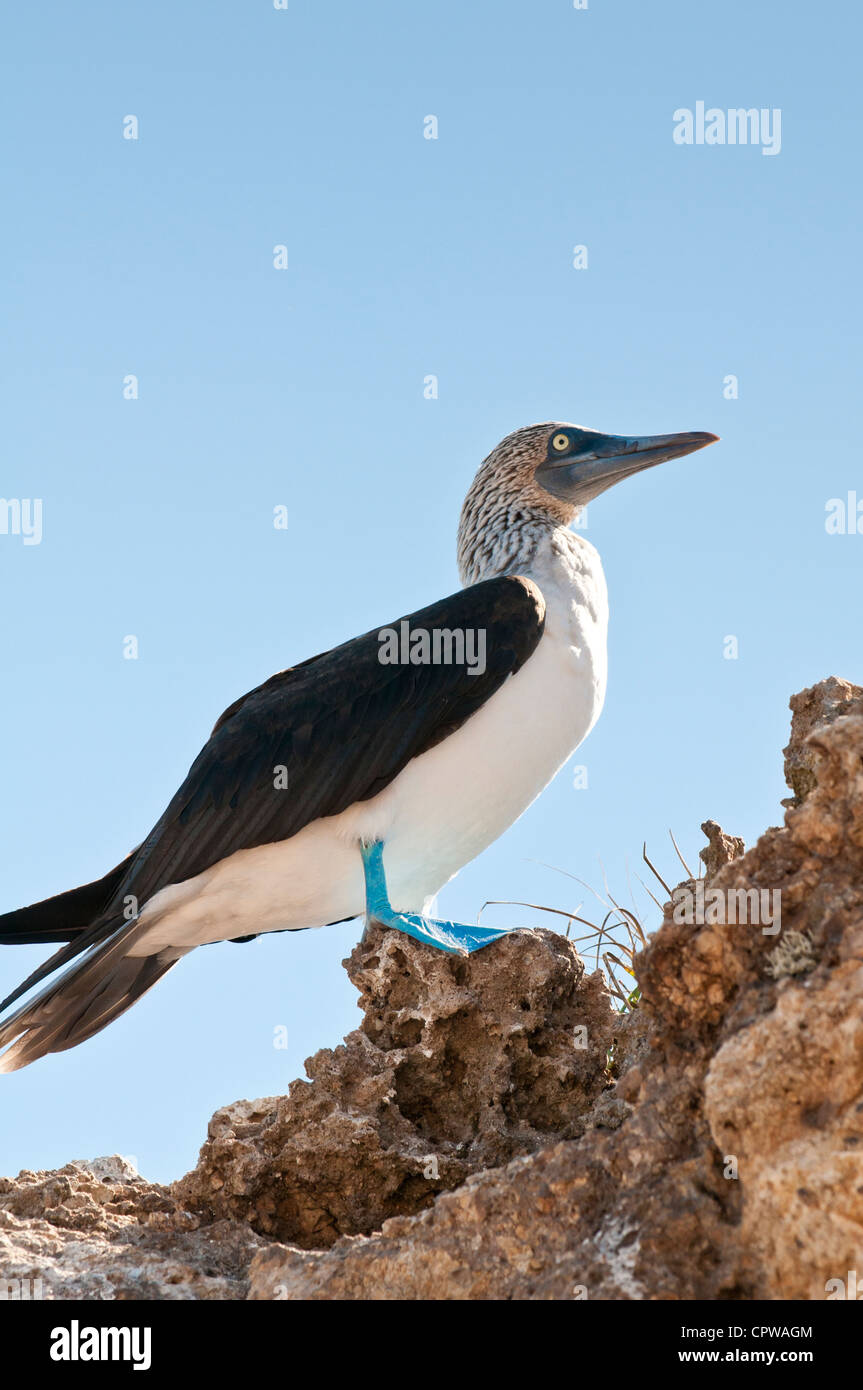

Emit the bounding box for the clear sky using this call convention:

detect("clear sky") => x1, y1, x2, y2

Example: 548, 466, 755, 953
1, 0, 860, 1182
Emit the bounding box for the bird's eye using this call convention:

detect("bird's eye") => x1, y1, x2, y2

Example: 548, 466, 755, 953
551, 433, 570, 452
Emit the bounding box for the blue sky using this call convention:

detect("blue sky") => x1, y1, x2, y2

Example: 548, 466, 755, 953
0, 0, 860, 1182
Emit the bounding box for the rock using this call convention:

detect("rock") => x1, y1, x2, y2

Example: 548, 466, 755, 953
782, 676, 863, 807
699, 819, 745, 882
248, 678, 863, 1300
3, 676, 862, 1301
0, 1162, 264, 1300
69, 1155, 142, 1185
172, 925, 615, 1247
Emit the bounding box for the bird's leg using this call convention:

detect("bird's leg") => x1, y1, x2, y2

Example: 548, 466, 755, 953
359, 839, 514, 956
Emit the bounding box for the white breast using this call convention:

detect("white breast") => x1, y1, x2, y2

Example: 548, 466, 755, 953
129, 530, 608, 958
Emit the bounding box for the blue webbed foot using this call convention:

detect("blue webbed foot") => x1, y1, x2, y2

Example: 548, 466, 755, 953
359, 840, 513, 956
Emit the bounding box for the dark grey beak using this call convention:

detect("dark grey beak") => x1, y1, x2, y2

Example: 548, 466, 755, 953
536, 430, 719, 505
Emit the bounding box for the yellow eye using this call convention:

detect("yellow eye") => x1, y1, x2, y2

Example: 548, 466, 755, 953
551, 433, 569, 452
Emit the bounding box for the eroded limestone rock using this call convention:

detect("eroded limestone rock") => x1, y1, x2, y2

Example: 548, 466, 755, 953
0, 1160, 262, 1300
782, 675, 863, 807
249, 681, 863, 1300
173, 926, 615, 1247
2, 677, 861, 1301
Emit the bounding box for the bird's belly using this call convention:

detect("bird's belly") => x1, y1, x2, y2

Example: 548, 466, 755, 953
368, 627, 604, 908
129, 629, 604, 957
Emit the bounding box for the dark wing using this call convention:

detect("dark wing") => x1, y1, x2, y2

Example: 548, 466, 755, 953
0, 576, 544, 1006
110, 574, 545, 909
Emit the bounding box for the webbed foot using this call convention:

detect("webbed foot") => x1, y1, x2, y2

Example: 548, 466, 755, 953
359, 840, 513, 956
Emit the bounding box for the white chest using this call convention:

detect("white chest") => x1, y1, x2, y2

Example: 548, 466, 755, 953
346, 528, 609, 907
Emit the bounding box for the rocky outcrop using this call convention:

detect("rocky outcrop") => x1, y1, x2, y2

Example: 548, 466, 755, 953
0, 1158, 263, 1300
249, 674, 863, 1300
1, 676, 861, 1300
173, 925, 615, 1248
782, 674, 863, 807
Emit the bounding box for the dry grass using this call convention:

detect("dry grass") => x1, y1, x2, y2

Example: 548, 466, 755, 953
479, 831, 699, 1012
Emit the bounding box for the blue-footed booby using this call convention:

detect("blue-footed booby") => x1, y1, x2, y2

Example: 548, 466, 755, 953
0, 421, 717, 1070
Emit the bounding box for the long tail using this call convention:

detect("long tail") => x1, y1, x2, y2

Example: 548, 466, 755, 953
0, 854, 136, 946
0, 918, 177, 1072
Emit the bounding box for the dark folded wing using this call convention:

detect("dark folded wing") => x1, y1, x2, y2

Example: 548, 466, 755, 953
111, 574, 545, 910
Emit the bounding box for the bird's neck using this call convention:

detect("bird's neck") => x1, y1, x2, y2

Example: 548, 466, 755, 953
457, 503, 583, 587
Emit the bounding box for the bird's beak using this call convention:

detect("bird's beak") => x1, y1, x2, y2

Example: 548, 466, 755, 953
536, 430, 719, 504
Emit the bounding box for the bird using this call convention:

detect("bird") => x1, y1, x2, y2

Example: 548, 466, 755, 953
0, 420, 717, 1070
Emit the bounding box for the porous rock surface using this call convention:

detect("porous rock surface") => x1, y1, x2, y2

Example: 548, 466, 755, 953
2, 676, 861, 1300
0, 1158, 263, 1300
173, 925, 615, 1247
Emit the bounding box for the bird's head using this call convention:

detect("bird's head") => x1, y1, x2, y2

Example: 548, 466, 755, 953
458, 420, 718, 583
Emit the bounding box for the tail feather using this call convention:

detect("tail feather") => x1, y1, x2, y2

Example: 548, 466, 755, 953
1, 942, 78, 1013
0, 920, 178, 1072
0, 852, 142, 1013
0, 853, 137, 946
